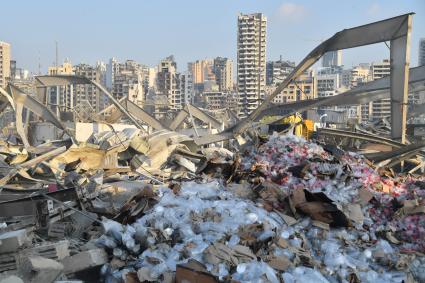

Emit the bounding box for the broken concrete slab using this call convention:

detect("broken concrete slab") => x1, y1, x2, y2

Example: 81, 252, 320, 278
0, 229, 31, 253
25, 255, 64, 271
31, 271, 63, 283
20, 240, 70, 261
0, 253, 18, 273
0, 240, 70, 274
0, 275, 24, 283
61, 248, 108, 274
19, 256, 63, 283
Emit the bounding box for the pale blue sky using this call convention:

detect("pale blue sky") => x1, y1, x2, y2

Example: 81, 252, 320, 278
1, 0, 424, 74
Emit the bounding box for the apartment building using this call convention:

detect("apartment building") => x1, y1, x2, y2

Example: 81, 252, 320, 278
322, 50, 342, 68
188, 59, 215, 85
73, 63, 104, 112
213, 57, 233, 92
271, 70, 316, 104
370, 59, 391, 120
47, 60, 74, 116
266, 58, 295, 86
342, 64, 370, 89
419, 38, 425, 66
156, 56, 183, 112
0, 41, 11, 88
237, 13, 267, 118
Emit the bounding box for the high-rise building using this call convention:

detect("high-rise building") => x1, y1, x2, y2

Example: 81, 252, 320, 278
188, 59, 215, 85
48, 60, 74, 116
419, 38, 425, 66
148, 67, 157, 89
113, 73, 142, 103
10, 60, 16, 80
271, 70, 316, 104
237, 13, 267, 118
7, 59, 33, 97
9, 60, 31, 82
266, 58, 295, 85
370, 59, 390, 80
48, 60, 74, 75
107, 59, 150, 108
342, 64, 370, 89
97, 61, 107, 88
183, 71, 194, 105
316, 73, 340, 98
339, 63, 371, 122
106, 58, 118, 90
73, 63, 103, 112
156, 56, 183, 112
213, 57, 233, 91
370, 59, 391, 120
315, 66, 344, 98
358, 60, 391, 122
315, 66, 358, 119
114, 79, 143, 105
0, 41, 11, 88
322, 50, 342, 68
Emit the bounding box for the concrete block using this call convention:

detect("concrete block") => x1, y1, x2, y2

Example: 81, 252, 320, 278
61, 249, 108, 274
0, 240, 70, 274
26, 256, 63, 271
0, 230, 30, 254
0, 275, 24, 283
31, 270, 63, 283
0, 253, 18, 273
20, 240, 70, 261
19, 256, 63, 283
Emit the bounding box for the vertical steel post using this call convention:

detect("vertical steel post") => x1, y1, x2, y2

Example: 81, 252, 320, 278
390, 15, 412, 143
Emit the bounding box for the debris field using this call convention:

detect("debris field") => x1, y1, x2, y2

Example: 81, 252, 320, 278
0, 129, 424, 283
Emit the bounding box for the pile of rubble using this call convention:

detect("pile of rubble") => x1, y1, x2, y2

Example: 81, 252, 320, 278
0, 130, 424, 282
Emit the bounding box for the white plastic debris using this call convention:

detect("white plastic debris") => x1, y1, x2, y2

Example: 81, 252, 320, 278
94, 134, 425, 282
282, 267, 330, 283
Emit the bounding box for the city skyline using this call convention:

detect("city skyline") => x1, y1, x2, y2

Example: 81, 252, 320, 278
1, 0, 424, 74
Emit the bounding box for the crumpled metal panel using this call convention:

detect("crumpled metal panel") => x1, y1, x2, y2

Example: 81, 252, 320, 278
7, 84, 74, 149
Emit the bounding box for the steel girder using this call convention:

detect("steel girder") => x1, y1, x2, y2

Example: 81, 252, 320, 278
373, 141, 425, 165
94, 96, 170, 131
0, 86, 15, 111
169, 104, 222, 131
198, 13, 414, 145
95, 96, 127, 124
0, 84, 75, 149
317, 128, 406, 148
169, 109, 189, 131
36, 75, 173, 131
125, 99, 169, 131
257, 65, 425, 119
90, 80, 147, 131
390, 15, 412, 143
35, 75, 147, 131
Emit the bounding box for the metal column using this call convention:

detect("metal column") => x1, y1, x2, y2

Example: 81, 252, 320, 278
390, 15, 412, 144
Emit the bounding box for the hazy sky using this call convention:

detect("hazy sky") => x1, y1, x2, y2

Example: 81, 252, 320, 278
1, 0, 424, 74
